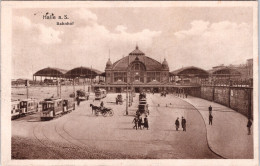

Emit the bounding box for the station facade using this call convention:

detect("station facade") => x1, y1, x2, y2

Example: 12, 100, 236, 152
102, 46, 170, 92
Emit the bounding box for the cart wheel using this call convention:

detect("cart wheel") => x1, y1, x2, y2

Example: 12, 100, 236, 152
109, 110, 114, 116
102, 112, 108, 117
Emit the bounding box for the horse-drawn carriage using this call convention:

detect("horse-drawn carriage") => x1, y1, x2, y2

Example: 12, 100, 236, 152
90, 104, 114, 117
116, 94, 123, 105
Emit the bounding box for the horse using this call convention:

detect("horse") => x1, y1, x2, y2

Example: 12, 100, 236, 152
90, 104, 100, 114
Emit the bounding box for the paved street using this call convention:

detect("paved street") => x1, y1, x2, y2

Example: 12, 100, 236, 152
12, 93, 224, 159
181, 96, 253, 159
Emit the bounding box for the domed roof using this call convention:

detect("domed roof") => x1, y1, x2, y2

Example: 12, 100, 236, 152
106, 58, 112, 69
162, 58, 169, 70
110, 46, 165, 71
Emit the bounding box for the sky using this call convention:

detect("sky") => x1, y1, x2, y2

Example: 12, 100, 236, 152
12, 7, 253, 79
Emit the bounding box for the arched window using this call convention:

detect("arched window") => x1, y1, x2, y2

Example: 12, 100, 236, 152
129, 62, 146, 83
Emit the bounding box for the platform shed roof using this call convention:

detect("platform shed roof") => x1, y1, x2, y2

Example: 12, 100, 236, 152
64, 66, 103, 79
170, 66, 209, 78
33, 67, 67, 77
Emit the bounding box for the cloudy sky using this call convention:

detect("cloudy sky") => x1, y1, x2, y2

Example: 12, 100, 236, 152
12, 7, 253, 79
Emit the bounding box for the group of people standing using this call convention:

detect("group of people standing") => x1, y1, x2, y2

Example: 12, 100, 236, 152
175, 117, 186, 131
133, 115, 149, 130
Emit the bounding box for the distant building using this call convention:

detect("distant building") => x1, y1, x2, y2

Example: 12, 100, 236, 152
208, 59, 253, 81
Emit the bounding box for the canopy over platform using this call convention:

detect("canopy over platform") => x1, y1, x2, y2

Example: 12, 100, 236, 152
170, 66, 209, 78
33, 67, 67, 77
64, 66, 103, 79
210, 67, 241, 77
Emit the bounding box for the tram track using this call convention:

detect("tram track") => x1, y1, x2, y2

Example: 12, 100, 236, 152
32, 123, 64, 159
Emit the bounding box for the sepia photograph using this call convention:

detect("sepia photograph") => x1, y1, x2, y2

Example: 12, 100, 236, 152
1, 1, 258, 166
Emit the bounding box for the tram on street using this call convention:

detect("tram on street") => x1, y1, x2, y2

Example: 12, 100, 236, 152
137, 92, 149, 116
40, 98, 64, 120
63, 99, 76, 113
76, 90, 90, 101
20, 99, 38, 115
95, 88, 107, 100
11, 101, 21, 119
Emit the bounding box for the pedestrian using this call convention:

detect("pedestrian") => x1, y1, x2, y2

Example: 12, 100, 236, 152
209, 114, 213, 125
175, 118, 180, 131
181, 117, 186, 131
185, 93, 188, 98
76, 96, 80, 106
100, 101, 104, 111
209, 105, 212, 115
247, 119, 252, 135
144, 115, 149, 130
138, 116, 143, 130
132, 116, 138, 130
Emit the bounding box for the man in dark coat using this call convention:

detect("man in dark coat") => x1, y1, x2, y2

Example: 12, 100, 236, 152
138, 117, 143, 130
144, 115, 149, 130
181, 117, 186, 131
209, 105, 212, 115
175, 118, 180, 131
132, 116, 138, 130
76, 96, 80, 106
247, 119, 252, 135
209, 114, 213, 125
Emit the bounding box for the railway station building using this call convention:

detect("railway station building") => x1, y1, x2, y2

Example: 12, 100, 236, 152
94, 45, 170, 93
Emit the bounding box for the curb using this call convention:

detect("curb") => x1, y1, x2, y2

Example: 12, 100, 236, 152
175, 95, 226, 159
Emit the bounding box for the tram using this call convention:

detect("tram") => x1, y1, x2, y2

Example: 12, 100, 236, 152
137, 92, 149, 116
95, 88, 107, 100
11, 101, 21, 119
20, 99, 38, 115
40, 98, 64, 120
63, 99, 76, 113
76, 90, 90, 101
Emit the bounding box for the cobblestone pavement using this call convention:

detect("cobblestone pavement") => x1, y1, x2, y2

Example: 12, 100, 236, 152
12, 93, 221, 159
179, 95, 254, 159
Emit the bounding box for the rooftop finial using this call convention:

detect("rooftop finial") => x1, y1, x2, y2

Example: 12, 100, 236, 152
109, 49, 110, 59
136, 43, 138, 50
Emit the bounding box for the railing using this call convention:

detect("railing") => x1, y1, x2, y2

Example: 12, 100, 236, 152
201, 79, 253, 88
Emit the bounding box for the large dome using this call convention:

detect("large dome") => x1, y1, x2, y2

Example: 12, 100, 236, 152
110, 46, 163, 71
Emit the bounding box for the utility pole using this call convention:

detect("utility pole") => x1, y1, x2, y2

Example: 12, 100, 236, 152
26, 80, 29, 99
126, 84, 128, 115
73, 78, 75, 98
57, 79, 59, 97
60, 79, 62, 98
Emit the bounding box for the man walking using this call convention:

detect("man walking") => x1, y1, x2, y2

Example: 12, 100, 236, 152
132, 116, 138, 130
76, 96, 80, 106
138, 116, 143, 130
144, 115, 149, 130
209, 105, 212, 115
209, 114, 213, 125
175, 118, 180, 131
247, 119, 252, 135
181, 117, 186, 131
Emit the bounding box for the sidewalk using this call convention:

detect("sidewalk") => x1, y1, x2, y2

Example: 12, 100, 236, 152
179, 96, 253, 159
